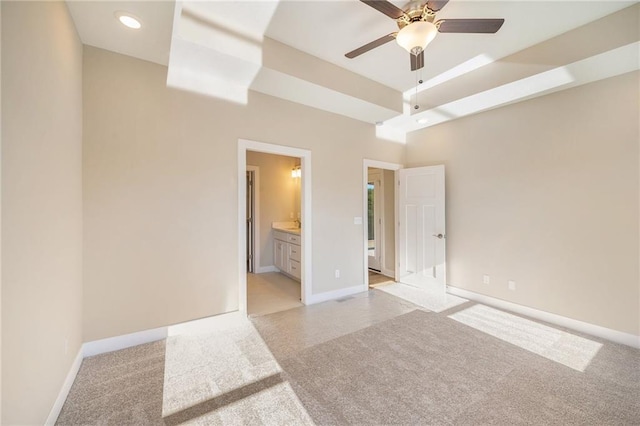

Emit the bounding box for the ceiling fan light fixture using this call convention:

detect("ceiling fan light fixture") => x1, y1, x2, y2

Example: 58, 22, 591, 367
396, 21, 437, 54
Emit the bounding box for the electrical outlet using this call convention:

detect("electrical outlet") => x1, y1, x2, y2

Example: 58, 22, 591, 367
335, 269, 340, 278
483, 274, 490, 284
508, 280, 516, 291
289, 212, 294, 219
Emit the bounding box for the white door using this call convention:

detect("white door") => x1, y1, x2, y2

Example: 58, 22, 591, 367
398, 165, 446, 291
367, 170, 382, 271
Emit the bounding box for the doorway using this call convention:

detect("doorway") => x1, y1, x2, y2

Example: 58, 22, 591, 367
367, 169, 382, 272
363, 160, 402, 289
245, 151, 303, 316
238, 139, 312, 314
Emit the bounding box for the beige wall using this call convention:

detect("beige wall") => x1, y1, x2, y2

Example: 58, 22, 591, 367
246, 151, 298, 268
83, 46, 405, 341
1, 2, 83, 424
406, 72, 639, 335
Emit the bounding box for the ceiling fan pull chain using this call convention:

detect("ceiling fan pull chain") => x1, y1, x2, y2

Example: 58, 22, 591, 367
414, 67, 419, 110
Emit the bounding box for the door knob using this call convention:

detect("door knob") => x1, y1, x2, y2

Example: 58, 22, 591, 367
432, 233, 445, 239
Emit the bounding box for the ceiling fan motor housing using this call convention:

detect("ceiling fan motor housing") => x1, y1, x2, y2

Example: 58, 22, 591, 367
397, 1, 436, 30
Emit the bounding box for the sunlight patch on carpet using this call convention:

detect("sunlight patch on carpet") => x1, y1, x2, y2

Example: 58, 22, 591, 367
449, 304, 603, 372
162, 316, 313, 424
376, 282, 468, 312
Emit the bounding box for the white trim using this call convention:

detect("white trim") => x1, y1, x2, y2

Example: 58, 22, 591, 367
246, 165, 260, 274
306, 285, 366, 305
447, 286, 640, 349
238, 139, 312, 310
83, 326, 168, 358
255, 265, 278, 274
367, 168, 383, 273
363, 159, 402, 291
45, 347, 83, 426
83, 311, 245, 357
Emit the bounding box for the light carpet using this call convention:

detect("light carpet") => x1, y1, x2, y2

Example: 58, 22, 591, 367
449, 304, 603, 372
273, 309, 640, 425
376, 281, 468, 312
57, 317, 314, 425
56, 291, 640, 425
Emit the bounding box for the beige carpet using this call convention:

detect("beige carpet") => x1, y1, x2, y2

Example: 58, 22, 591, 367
267, 309, 640, 425
56, 291, 640, 425
376, 281, 468, 312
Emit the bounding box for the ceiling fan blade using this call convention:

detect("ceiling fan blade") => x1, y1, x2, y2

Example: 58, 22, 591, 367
360, 0, 407, 20
437, 18, 505, 33
426, 0, 449, 12
345, 33, 396, 58
410, 51, 424, 71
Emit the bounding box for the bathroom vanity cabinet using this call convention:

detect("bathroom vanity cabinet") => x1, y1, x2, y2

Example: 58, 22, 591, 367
273, 229, 301, 281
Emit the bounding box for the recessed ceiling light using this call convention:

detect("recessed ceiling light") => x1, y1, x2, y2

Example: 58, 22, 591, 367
416, 118, 428, 124
115, 12, 142, 29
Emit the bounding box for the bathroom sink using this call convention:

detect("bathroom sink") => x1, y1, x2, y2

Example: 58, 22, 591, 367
272, 223, 301, 233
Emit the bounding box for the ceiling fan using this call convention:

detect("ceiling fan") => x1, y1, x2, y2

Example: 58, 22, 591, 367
345, 0, 505, 71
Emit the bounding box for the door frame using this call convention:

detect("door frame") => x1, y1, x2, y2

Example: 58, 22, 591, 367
367, 168, 383, 272
246, 166, 259, 273
238, 139, 312, 313
362, 159, 402, 290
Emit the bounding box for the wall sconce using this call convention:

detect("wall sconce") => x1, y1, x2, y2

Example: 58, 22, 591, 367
291, 166, 301, 178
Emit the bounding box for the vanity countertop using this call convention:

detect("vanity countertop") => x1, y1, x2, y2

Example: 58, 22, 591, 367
272, 221, 301, 235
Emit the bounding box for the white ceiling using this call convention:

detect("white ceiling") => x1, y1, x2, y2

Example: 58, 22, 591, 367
67, 1, 175, 66
264, 0, 635, 91
67, 1, 638, 138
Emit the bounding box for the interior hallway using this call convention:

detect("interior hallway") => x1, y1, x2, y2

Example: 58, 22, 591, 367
247, 272, 303, 317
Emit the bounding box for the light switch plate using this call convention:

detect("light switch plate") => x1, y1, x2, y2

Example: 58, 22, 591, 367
354, 217, 363, 225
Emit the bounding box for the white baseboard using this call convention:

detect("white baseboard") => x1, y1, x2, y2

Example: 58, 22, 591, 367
306, 284, 366, 305
255, 265, 278, 274
82, 326, 168, 358
447, 286, 640, 349
82, 310, 244, 358
45, 347, 83, 426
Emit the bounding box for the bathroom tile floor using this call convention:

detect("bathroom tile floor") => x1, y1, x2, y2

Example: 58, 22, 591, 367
247, 272, 303, 317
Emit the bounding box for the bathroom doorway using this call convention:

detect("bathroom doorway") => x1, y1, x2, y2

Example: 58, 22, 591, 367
238, 139, 312, 314
245, 151, 302, 316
